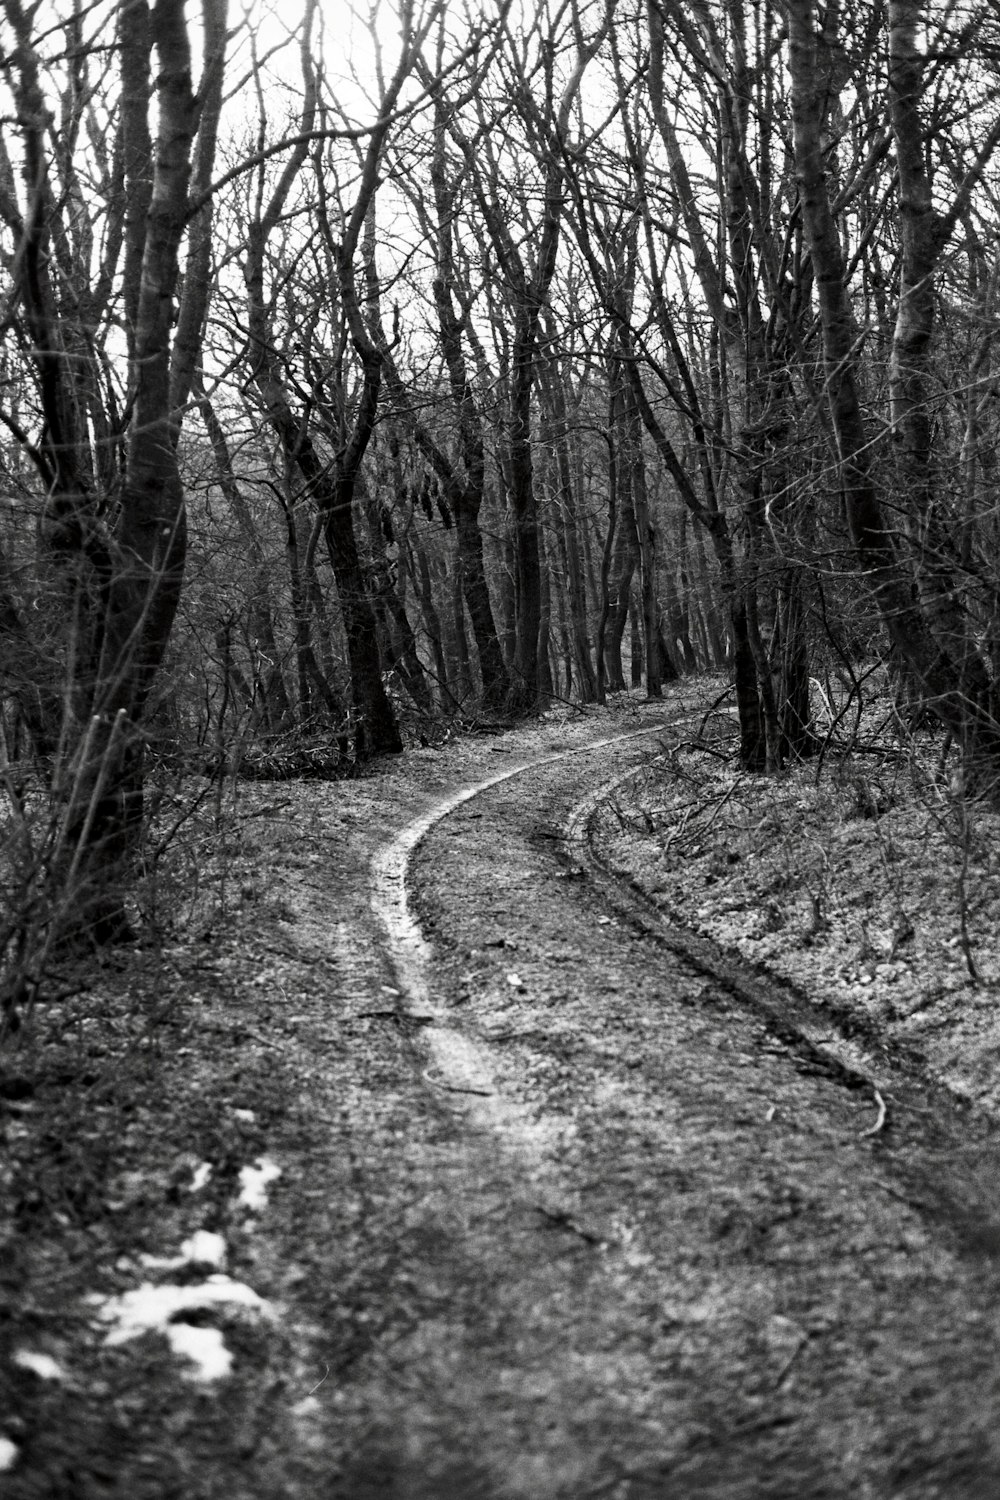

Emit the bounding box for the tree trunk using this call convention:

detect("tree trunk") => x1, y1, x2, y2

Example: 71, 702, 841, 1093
537, 522, 555, 700
410, 534, 450, 710
629, 597, 643, 689
506, 324, 546, 707
361, 487, 432, 715
62, 0, 219, 937
595, 426, 618, 705
539, 348, 597, 700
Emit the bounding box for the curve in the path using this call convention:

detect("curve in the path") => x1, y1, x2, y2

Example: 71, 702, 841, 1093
371, 709, 893, 1151
368, 718, 680, 1157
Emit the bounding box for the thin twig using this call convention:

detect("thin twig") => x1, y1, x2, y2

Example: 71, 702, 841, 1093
533, 1203, 605, 1245
306, 1365, 330, 1397
859, 1087, 887, 1138
772, 1330, 810, 1389
239, 1028, 289, 1052
422, 1068, 493, 1096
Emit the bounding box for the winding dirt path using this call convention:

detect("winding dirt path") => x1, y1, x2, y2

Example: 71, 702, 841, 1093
10, 698, 1000, 1500
312, 709, 1000, 1497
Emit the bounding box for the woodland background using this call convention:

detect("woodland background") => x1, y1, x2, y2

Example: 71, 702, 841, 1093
3, 0, 1000, 1006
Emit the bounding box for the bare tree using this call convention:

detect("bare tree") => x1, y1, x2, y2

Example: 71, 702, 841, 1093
787, 0, 1000, 784
423, 0, 611, 709
0, 0, 228, 938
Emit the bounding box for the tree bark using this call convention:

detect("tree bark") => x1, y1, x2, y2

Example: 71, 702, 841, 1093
74, 0, 217, 933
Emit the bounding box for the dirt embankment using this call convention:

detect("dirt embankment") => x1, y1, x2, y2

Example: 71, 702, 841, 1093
596, 694, 1000, 1117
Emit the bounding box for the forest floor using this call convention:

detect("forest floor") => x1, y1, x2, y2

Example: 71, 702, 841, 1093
4, 673, 1000, 1498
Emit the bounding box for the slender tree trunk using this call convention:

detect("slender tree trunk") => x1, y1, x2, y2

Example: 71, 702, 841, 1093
537, 522, 555, 699
499, 528, 517, 670
629, 598, 643, 689
361, 486, 433, 714
506, 314, 546, 707
539, 351, 598, 700
595, 428, 618, 705
409, 534, 450, 709
325, 464, 403, 755
451, 564, 473, 703
631, 424, 663, 698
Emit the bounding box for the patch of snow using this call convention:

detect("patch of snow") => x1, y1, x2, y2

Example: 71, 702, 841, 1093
13, 1349, 64, 1381
165, 1323, 233, 1383
190, 1162, 213, 1191
291, 1393, 322, 1418
93, 1273, 273, 1376
0, 1436, 18, 1472
141, 1230, 227, 1273
238, 1157, 281, 1211
180, 1230, 227, 1268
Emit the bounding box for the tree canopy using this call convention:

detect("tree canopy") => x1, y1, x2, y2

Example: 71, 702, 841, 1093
4, 0, 1000, 959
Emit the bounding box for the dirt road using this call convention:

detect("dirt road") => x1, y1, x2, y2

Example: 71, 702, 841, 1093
355, 717, 1000, 1499
7, 698, 1000, 1498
